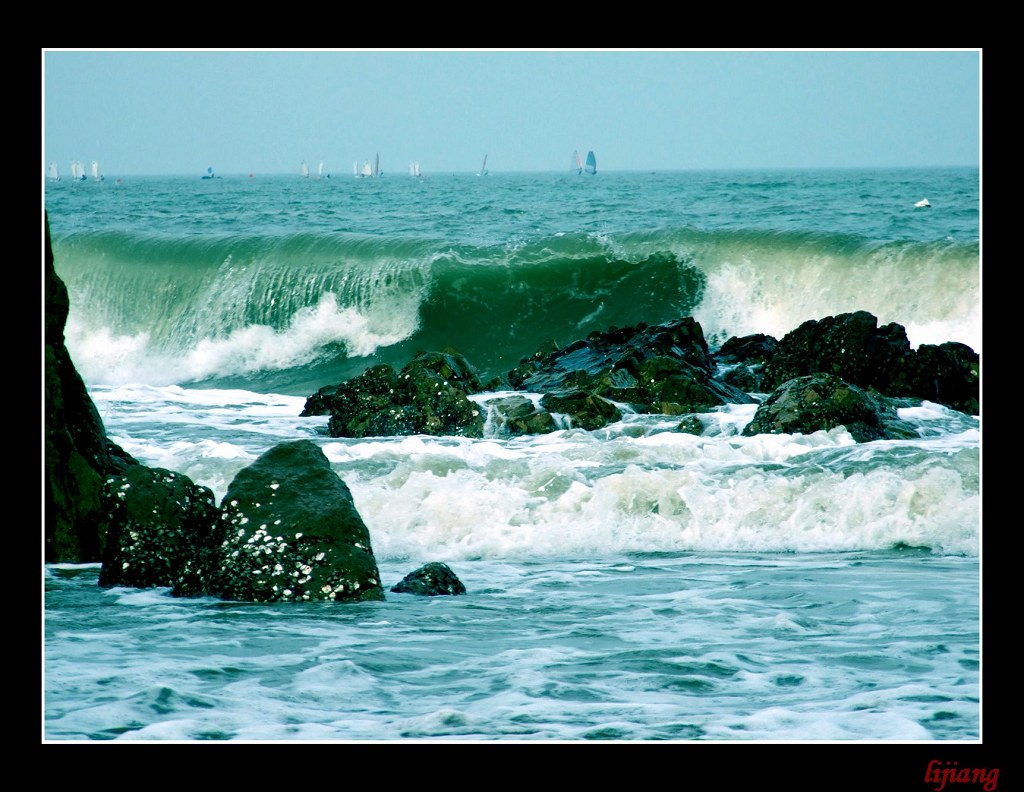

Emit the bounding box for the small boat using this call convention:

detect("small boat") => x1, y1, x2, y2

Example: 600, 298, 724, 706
91, 160, 104, 182
479, 154, 489, 176
47, 162, 61, 181
318, 160, 328, 179
572, 150, 583, 175
915, 198, 931, 208
301, 160, 310, 178
201, 166, 216, 180
409, 161, 422, 177
373, 153, 381, 178
70, 161, 87, 181
361, 160, 372, 178
585, 150, 597, 175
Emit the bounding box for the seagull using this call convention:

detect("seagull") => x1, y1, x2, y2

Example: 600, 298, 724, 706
915, 198, 931, 208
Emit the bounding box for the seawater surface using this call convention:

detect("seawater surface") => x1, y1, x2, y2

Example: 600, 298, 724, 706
44, 168, 981, 741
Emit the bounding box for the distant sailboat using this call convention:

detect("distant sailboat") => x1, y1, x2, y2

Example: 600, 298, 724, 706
572, 150, 583, 175
47, 162, 61, 181
479, 154, 489, 176
301, 160, 310, 178
585, 150, 597, 175
409, 161, 422, 177
201, 166, 216, 180
318, 160, 328, 179
70, 161, 86, 181
361, 160, 372, 178
915, 198, 931, 208
91, 160, 103, 182
373, 153, 381, 178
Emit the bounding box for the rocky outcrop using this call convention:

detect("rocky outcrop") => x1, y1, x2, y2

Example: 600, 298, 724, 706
713, 333, 779, 393
540, 390, 622, 430
303, 318, 758, 440
741, 373, 918, 443
756, 311, 978, 415
391, 562, 466, 596
98, 466, 220, 590
902, 341, 979, 416
303, 350, 485, 439
194, 440, 385, 603
45, 213, 139, 563
509, 318, 755, 415
482, 395, 558, 437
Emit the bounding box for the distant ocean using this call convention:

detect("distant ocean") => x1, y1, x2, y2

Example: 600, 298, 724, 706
44, 167, 981, 741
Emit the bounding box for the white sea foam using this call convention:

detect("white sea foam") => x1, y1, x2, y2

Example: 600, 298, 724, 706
693, 249, 981, 353
91, 385, 980, 558
66, 292, 420, 386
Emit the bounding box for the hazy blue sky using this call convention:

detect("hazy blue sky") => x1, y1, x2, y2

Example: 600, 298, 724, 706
42, 49, 981, 176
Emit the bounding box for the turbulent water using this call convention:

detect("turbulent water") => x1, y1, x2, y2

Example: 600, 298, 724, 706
43, 167, 981, 742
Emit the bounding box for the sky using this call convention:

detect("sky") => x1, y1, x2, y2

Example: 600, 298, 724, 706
42, 49, 981, 176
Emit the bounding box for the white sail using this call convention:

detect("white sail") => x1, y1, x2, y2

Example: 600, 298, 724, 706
71, 161, 86, 181
318, 160, 325, 179
573, 150, 583, 174
91, 160, 103, 181
479, 154, 488, 176
362, 160, 372, 178
301, 160, 309, 178
410, 161, 421, 177
48, 162, 60, 181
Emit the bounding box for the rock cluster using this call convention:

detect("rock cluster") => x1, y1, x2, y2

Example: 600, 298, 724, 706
304, 311, 978, 444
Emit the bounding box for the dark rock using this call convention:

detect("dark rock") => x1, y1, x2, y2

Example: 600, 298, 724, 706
904, 342, 979, 416
677, 416, 705, 435
757, 310, 978, 415
300, 383, 341, 417
305, 353, 485, 439
714, 333, 779, 393
403, 349, 483, 394
203, 440, 384, 603
44, 213, 140, 563
742, 373, 913, 443
483, 395, 557, 436
717, 333, 780, 364
510, 317, 755, 415
391, 562, 466, 596
541, 390, 622, 431
761, 311, 909, 392
98, 466, 220, 590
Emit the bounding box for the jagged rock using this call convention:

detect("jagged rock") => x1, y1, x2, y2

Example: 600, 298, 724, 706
483, 395, 557, 436
541, 390, 623, 431
44, 213, 140, 563
677, 415, 705, 435
741, 373, 917, 443
391, 562, 466, 596
98, 466, 220, 590
201, 440, 384, 603
402, 349, 483, 394
503, 339, 560, 390
714, 333, 779, 392
760, 311, 911, 393
758, 311, 978, 415
509, 317, 755, 415
904, 342, 979, 416
303, 352, 485, 439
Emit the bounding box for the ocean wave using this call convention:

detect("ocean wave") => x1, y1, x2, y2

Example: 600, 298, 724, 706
53, 227, 979, 393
